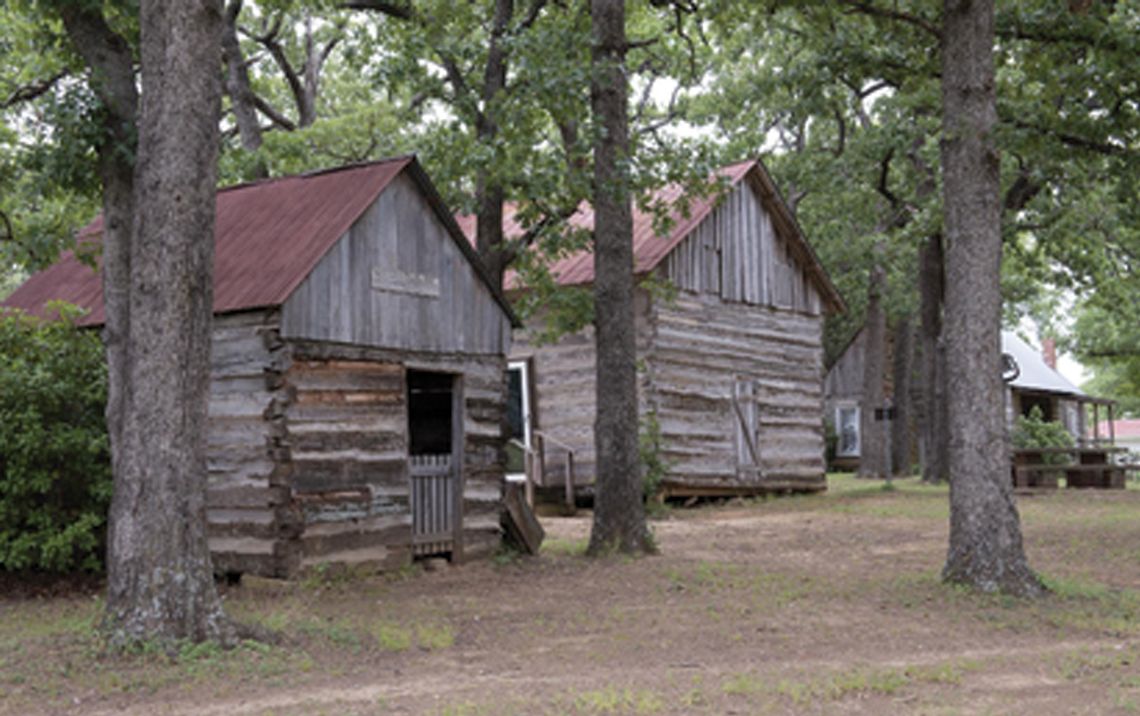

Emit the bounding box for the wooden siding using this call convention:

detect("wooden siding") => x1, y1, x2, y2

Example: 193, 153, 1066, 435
206, 310, 297, 576
663, 181, 823, 316
285, 341, 507, 567
282, 173, 510, 356
510, 290, 654, 486
206, 316, 508, 577
647, 293, 827, 491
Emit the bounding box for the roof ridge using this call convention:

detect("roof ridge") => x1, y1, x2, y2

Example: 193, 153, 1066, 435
216, 154, 417, 194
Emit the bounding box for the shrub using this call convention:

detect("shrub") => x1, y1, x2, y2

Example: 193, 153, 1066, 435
1012, 405, 1074, 465
0, 304, 110, 572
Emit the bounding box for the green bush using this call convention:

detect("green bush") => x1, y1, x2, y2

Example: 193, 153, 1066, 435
0, 304, 110, 572
1012, 405, 1074, 465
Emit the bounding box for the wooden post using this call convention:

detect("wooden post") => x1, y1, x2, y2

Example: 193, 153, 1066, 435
524, 448, 535, 507
564, 451, 576, 516
536, 433, 546, 489
1109, 404, 1116, 446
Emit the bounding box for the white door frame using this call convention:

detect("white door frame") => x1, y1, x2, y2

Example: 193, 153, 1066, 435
507, 360, 532, 482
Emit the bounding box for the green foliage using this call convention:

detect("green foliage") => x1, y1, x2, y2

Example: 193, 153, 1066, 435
1012, 406, 1074, 466
638, 409, 668, 503
0, 304, 110, 572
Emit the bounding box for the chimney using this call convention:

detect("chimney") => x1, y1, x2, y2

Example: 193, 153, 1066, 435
1042, 337, 1057, 370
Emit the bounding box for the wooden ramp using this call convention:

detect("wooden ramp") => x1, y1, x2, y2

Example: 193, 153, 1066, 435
502, 482, 544, 555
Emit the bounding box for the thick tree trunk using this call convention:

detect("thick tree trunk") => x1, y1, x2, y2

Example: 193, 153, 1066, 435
940, 0, 1042, 597
891, 315, 914, 476
919, 233, 949, 483
858, 255, 888, 478
587, 0, 651, 555
57, 6, 138, 482
103, 0, 236, 645
474, 0, 513, 287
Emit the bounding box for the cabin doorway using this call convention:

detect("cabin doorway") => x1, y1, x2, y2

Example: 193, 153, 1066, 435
506, 360, 533, 483
407, 370, 461, 558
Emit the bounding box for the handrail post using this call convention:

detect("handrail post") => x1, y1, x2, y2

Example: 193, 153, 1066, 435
524, 447, 535, 507
564, 451, 575, 516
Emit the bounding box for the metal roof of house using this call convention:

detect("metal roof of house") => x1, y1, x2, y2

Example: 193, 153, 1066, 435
456, 158, 845, 314
1003, 331, 1086, 398
3, 156, 517, 326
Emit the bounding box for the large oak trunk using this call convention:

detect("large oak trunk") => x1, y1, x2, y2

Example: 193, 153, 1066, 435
858, 256, 888, 478
939, 0, 1042, 596
587, 0, 651, 555
919, 233, 949, 483
103, 0, 236, 645
891, 315, 914, 476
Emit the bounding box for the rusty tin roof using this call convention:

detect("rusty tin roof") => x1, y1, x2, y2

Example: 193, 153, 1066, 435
4, 156, 518, 326
457, 158, 844, 314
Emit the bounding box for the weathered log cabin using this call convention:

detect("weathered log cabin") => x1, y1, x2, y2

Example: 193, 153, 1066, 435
3, 156, 516, 577
825, 328, 1107, 471
459, 159, 845, 497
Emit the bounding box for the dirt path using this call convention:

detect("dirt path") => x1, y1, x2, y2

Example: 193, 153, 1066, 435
6, 481, 1140, 715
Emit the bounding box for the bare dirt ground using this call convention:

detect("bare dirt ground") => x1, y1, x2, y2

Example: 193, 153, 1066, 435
3, 476, 1140, 715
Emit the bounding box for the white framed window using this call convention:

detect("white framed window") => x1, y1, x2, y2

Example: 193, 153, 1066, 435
836, 405, 860, 457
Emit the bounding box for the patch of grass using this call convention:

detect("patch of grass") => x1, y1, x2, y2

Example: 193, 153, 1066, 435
723, 660, 978, 707
568, 686, 665, 714
542, 536, 589, 556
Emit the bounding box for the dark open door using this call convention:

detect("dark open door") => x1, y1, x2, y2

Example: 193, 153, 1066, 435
407, 370, 461, 558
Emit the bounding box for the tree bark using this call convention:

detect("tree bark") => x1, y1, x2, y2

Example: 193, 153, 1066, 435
474, 0, 513, 285
57, 5, 138, 491
222, 0, 266, 175
587, 0, 651, 555
891, 315, 914, 476
858, 253, 888, 478
918, 232, 949, 483
102, 0, 237, 646
940, 0, 1043, 597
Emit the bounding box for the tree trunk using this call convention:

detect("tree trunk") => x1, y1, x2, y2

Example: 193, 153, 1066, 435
474, 0, 514, 287
858, 254, 887, 478
102, 0, 237, 646
57, 6, 138, 487
940, 0, 1043, 597
891, 315, 914, 476
587, 0, 651, 555
222, 0, 267, 176
919, 233, 949, 483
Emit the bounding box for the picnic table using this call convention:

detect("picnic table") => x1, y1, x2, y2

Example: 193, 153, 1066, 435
1011, 446, 1132, 489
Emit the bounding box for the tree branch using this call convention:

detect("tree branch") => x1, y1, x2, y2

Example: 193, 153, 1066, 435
3, 71, 70, 109
252, 95, 297, 131
341, 0, 414, 19
837, 0, 941, 40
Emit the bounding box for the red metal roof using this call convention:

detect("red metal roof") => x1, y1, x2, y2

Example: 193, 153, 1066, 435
1100, 419, 1140, 439
4, 158, 412, 325
457, 159, 844, 313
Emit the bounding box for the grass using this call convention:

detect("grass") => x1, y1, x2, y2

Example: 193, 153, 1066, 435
4, 477, 1140, 715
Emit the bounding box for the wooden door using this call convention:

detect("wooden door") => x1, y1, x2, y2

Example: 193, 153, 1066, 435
733, 377, 761, 477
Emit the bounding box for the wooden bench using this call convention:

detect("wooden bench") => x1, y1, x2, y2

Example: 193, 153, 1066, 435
1012, 446, 1133, 490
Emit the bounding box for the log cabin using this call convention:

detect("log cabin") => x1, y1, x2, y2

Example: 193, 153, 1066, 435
459, 159, 846, 499
825, 328, 1108, 472
3, 156, 517, 577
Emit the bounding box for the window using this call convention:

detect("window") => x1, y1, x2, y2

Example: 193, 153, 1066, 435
836, 405, 860, 457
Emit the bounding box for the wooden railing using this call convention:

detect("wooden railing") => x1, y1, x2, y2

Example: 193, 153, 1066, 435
409, 454, 456, 555
1011, 446, 1136, 490
517, 431, 577, 514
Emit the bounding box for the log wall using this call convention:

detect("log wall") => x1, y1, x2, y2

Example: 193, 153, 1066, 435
647, 292, 827, 492
206, 310, 297, 576
205, 314, 508, 578
510, 290, 654, 486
